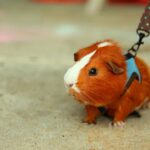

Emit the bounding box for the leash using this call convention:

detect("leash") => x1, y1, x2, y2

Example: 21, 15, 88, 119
123, 1, 150, 95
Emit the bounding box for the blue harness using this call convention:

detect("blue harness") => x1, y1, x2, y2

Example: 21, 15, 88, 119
126, 57, 141, 83
123, 54, 142, 95
122, 32, 145, 95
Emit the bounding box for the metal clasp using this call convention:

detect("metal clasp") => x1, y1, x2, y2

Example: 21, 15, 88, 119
128, 33, 145, 57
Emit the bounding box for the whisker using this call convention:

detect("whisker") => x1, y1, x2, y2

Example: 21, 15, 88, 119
81, 90, 97, 104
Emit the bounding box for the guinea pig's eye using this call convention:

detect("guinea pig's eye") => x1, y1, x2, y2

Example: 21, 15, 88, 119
89, 68, 97, 76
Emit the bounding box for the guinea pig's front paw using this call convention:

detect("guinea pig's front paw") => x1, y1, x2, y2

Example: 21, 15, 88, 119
82, 117, 97, 124
109, 121, 125, 128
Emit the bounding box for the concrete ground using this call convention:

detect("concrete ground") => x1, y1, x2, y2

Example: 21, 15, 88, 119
0, 0, 149, 150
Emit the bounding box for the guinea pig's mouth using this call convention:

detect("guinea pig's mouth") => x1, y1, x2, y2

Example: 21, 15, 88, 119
64, 82, 80, 93
71, 84, 80, 93
70, 89, 102, 106
68, 88, 89, 104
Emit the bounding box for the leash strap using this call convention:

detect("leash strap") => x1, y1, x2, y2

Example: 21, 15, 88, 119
128, 1, 150, 57
137, 0, 150, 37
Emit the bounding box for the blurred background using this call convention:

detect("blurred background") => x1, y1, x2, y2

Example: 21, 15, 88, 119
0, 0, 149, 150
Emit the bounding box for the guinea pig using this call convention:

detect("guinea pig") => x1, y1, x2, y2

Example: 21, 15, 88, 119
64, 40, 150, 127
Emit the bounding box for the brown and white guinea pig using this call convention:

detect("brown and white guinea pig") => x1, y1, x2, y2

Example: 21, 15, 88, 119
64, 40, 150, 127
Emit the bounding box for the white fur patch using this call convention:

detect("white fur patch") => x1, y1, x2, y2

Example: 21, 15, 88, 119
98, 42, 112, 48
64, 50, 96, 93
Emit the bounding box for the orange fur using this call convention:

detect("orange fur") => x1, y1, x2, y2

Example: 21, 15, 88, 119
69, 40, 150, 124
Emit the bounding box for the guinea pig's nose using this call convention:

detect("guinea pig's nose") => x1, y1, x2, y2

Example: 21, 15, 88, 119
68, 83, 73, 88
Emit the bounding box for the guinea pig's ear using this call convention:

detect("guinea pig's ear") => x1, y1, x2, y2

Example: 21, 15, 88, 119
74, 53, 79, 62
106, 61, 124, 74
